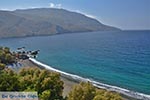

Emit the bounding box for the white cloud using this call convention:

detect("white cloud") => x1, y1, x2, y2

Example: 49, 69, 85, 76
75, 10, 96, 19
49, 3, 62, 8
49, 3, 55, 8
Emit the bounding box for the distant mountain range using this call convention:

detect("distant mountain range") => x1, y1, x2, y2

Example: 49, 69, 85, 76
0, 8, 120, 38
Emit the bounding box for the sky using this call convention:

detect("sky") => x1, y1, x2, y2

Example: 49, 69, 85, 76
0, 0, 150, 30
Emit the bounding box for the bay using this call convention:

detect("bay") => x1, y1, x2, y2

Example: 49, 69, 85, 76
0, 30, 150, 95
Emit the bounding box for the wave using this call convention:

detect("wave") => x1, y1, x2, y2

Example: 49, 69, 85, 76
29, 58, 150, 100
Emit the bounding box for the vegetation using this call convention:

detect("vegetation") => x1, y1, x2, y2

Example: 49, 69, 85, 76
0, 47, 123, 100
0, 67, 64, 100
0, 47, 16, 70
68, 82, 123, 100
19, 67, 64, 100
0, 68, 21, 91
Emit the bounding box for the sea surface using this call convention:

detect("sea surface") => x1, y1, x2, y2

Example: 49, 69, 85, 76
0, 31, 150, 97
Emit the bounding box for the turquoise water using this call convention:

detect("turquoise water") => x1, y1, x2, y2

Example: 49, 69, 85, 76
0, 31, 150, 95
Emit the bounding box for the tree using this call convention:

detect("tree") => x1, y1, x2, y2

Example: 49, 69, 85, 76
3, 47, 10, 54
93, 90, 122, 100
19, 67, 64, 100
67, 82, 123, 100
40, 90, 51, 100
0, 69, 21, 91
68, 82, 96, 100
0, 67, 64, 100
0, 47, 16, 65
0, 63, 5, 70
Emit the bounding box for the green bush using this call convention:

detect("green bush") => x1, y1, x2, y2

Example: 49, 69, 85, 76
0, 63, 5, 70
0, 47, 16, 65
68, 82, 123, 100
0, 68, 20, 91
19, 67, 64, 100
0, 67, 64, 100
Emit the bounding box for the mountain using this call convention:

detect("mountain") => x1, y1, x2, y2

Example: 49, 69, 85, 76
0, 8, 120, 38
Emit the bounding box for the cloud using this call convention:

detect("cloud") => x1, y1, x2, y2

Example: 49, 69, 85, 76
75, 10, 96, 19
49, 3, 62, 8
49, 3, 55, 8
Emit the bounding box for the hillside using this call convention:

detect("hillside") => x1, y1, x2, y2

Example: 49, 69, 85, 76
0, 8, 119, 38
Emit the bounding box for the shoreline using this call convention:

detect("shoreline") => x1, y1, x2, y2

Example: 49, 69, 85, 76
16, 59, 78, 97
17, 58, 150, 100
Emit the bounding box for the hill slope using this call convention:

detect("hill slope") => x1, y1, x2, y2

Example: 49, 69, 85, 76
0, 8, 119, 38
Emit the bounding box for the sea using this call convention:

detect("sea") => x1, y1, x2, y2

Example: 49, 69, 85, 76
0, 30, 150, 99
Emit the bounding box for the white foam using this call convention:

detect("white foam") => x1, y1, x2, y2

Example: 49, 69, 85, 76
29, 58, 150, 100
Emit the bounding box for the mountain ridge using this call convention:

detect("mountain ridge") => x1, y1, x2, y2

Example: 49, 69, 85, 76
0, 8, 120, 38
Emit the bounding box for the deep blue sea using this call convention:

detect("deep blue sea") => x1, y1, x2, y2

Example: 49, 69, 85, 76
0, 31, 150, 95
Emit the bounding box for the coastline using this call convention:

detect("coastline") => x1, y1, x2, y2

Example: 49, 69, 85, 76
16, 59, 78, 97
17, 58, 150, 100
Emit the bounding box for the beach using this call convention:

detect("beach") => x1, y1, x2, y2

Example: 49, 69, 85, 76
17, 59, 77, 97
16, 59, 142, 100
2, 30, 150, 100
